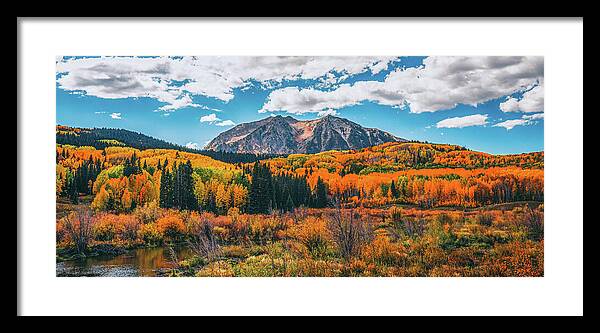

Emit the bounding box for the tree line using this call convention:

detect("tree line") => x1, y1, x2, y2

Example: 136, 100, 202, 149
57, 126, 283, 164
57, 151, 103, 203
154, 160, 329, 215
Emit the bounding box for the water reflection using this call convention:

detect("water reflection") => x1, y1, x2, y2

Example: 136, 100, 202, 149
57, 246, 193, 277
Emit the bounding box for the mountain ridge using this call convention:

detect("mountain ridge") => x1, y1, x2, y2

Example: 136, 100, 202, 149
205, 115, 407, 154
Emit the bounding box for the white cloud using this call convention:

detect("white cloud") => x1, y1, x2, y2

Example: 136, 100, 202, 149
523, 113, 545, 120
499, 80, 544, 113
157, 94, 202, 111
493, 119, 528, 130
261, 56, 543, 114
215, 120, 236, 127
110, 112, 122, 119
94, 111, 106, 114
185, 142, 200, 150
56, 56, 399, 111
200, 113, 234, 126
200, 113, 220, 123
436, 114, 488, 128
57, 56, 544, 118
199, 105, 223, 112
317, 109, 338, 117
260, 80, 401, 115
493, 112, 544, 130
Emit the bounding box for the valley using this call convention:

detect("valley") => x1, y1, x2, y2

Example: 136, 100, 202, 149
55, 122, 544, 277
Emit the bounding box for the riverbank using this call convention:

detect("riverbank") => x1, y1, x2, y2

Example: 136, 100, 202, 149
56, 245, 193, 277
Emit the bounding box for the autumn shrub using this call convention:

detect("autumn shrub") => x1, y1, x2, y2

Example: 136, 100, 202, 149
481, 240, 544, 276
195, 261, 235, 277
93, 214, 123, 241
137, 223, 162, 246
522, 206, 544, 241
403, 216, 426, 238
186, 213, 220, 260
342, 258, 368, 276
220, 245, 249, 259
287, 258, 343, 277
389, 206, 403, 224
287, 217, 331, 259
174, 255, 207, 276
423, 245, 447, 271
437, 213, 453, 226
134, 201, 162, 224
56, 219, 68, 245
249, 215, 283, 245
227, 207, 241, 220
121, 215, 141, 241
233, 254, 283, 277
228, 212, 252, 245
387, 206, 404, 241
476, 211, 494, 227
156, 214, 187, 242
446, 247, 486, 271
362, 235, 407, 267
61, 208, 95, 254
426, 216, 458, 250
328, 208, 374, 261
92, 213, 141, 242
405, 238, 427, 268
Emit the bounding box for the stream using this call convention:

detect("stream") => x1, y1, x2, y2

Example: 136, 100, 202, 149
56, 246, 193, 277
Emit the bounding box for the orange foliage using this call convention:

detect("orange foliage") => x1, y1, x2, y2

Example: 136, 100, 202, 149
156, 214, 187, 240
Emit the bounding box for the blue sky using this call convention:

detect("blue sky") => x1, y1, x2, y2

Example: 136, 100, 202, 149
56, 56, 544, 154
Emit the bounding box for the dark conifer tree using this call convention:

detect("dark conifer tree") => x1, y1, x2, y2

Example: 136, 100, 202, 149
314, 177, 328, 208
390, 180, 399, 198
247, 162, 273, 214
160, 168, 172, 208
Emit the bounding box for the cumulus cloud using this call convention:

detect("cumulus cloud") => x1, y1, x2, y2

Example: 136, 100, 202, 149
56, 56, 399, 111
158, 94, 202, 112
436, 114, 488, 128
260, 81, 403, 115
215, 120, 236, 127
199, 105, 223, 112
499, 80, 544, 113
200, 113, 220, 123
185, 142, 200, 150
199, 113, 234, 126
523, 113, 544, 120
493, 112, 544, 130
110, 112, 122, 119
317, 109, 338, 117
260, 56, 544, 114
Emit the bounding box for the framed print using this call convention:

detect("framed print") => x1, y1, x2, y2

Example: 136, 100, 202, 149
18, 18, 583, 316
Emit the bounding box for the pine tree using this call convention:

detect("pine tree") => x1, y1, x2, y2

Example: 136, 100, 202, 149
67, 177, 78, 204
159, 169, 172, 208
247, 162, 273, 214
390, 180, 399, 198
181, 160, 197, 210
314, 177, 328, 208
285, 191, 294, 212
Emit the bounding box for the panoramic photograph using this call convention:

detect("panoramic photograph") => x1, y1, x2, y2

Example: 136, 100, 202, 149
55, 56, 544, 277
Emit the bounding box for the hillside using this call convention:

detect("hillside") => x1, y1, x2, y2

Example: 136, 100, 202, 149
265, 141, 544, 175
56, 125, 281, 164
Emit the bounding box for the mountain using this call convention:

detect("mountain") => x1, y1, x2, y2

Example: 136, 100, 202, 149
204, 115, 406, 154
56, 125, 280, 164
